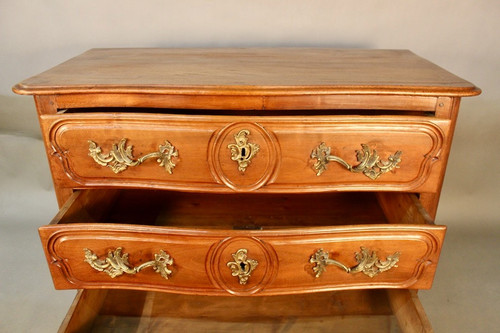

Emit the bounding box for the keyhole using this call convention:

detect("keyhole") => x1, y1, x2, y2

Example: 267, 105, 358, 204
240, 262, 247, 270
241, 147, 247, 159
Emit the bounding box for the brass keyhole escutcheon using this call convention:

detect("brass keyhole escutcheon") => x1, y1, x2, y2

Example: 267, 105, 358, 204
227, 249, 258, 285
227, 130, 260, 172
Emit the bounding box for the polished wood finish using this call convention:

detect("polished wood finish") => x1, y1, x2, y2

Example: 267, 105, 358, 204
40, 113, 450, 195
377, 192, 434, 226
40, 190, 445, 295
13, 48, 480, 331
57, 289, 108, 333
13, 49, 479, 98
51, 93, 440, 112
388, 290, 434, 333
59, 289, 432, 333
17, 49, 480, 213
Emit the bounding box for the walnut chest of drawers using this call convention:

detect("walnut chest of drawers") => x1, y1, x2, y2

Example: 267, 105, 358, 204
14, 48, 480, 332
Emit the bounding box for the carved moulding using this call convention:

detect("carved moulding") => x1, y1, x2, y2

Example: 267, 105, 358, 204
302, 120, 446, 192
206, 236, 279, 295
208, 122, 280, 191
49, 118, 444, 193
41, 221, 444, 293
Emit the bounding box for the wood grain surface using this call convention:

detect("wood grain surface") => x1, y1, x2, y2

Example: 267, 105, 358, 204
40, 113, 450, 196
58, 289, 432, 333
40, 190, 445, 295
13, 48, 480, 97
13, 48, 480, 331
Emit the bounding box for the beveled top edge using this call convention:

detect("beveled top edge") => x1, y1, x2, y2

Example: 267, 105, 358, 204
12, 84, 482, 97
12, 48, 481, 97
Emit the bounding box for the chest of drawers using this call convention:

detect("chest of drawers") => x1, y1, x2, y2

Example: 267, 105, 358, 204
14, 48, 480, 332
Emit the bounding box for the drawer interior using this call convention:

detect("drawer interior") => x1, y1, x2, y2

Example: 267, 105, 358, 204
60, 289, 431, 333
53, 190, 432, 229
42, 190, 442, 294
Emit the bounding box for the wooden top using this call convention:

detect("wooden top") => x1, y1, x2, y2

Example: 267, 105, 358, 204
13, 48, 480, 97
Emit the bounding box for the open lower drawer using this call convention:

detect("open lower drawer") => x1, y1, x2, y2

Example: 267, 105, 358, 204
40, 190, 445, 296
59, 289, 432, 333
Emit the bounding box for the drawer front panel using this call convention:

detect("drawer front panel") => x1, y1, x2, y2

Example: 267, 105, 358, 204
46, 114, 449, 192
40, 224, 445, 295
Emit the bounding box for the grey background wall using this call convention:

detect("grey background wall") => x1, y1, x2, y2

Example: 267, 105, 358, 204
1, 1, 499, 332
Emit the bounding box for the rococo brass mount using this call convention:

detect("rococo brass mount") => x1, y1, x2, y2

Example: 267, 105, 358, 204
311, 143, 402, 180
83, 247, 174, 280
88, 138, 178, 174
227, 248, 258, 285
310, 247, 400, 278
227, 130, 260, 172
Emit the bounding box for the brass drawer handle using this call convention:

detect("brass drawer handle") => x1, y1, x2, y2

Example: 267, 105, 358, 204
88, 138, 178, 174
227, 248, 258, 285
83, 247, 174, 280
310, 247, 400, 278
311, 143, 402, 180
227, 130, 260, 172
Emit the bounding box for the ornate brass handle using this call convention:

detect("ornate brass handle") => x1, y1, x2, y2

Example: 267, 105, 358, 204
84, 247, 174, 280
310, 247, 400, 278
88, 138, 178, 174
227, 249, 258, 285
311, 143, 402, 180
227, 130, 260, 172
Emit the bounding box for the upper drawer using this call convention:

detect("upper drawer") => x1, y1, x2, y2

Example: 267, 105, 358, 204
40, 189, 445, 296
43, 113, 450, 193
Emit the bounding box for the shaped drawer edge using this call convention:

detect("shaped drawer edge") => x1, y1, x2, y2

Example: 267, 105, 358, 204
39, 190, 446, 296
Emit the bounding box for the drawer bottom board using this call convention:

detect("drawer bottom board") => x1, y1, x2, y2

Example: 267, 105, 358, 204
59, 289, 432, 333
